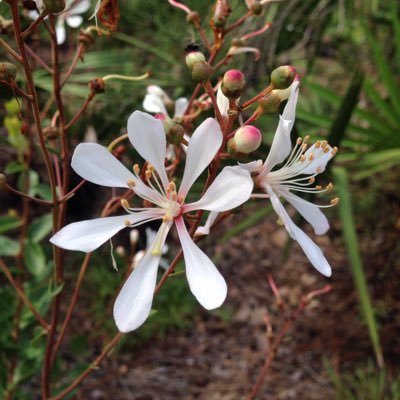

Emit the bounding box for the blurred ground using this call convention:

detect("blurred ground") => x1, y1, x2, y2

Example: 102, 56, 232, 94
73, 181, 400, 400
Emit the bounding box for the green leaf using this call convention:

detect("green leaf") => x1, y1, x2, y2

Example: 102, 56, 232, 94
24, 241, 47, 278
27, 213, 53, 243
0, 236, 20, 256
333, 167, 384, 367
0, 215, 22, 234
4, 161, 26, 175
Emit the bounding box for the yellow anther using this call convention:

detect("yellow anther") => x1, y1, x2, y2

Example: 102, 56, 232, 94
315, 141, 321, 148
316, 167, 322, 173
296, 137, 302, 145
326, 182, 334, 191
168, 181, 176, 192
308, 177, 315, 184
147, 164, 154, 172
323, 146, 330, 154
321, 140, 327, 149
331, 197, 339, 206
133, 164, 140, 174
331, 146, 338, 155
121, 199, 130, 209
308, 153, 314, 161
145, 170, 152, 180
316, 185, 322, 190
303, 135, 310, 143
124, 219, 131, 226
127, 179, 136, 189
301, 143, 308, 152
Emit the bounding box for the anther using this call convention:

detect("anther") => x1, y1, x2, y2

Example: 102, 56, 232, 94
308, 177, 315, 184
316, 185, 322, 190
300, 155, 306, 162
301, 143, 308, 152
133, 164, 140, 174
308, 153, 314, 161
145, 170, 152, 180
127, 179, 136, 189
331, 146, 338, 155
321, 140, 327, 149
316, 167, 322, 173
124, 219, 131, 226
330, 197, 339, 206
296, 137, 302, 145
121, 199, 130, 209
323, 146, 330, 154
315, 141, 321, 148
326, 183, 334, 191
303, 135, 310, 143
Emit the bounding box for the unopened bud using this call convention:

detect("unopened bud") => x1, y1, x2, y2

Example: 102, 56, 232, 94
228, 125, 262, 154
258, 86, 292, 113
186, 11, 200, 25
42, 0, 66, 13
78, 29, 95, 47
89, 78, 105, 95
166, 123, 185, 145
221, 69, 246, 99
191, 61, 213, 83
185, 43, 206, 70
0, 62, 17, 82
270, 65, 297, 89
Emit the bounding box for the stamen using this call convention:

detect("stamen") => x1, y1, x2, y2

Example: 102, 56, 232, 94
331, 197, 339, 206
308, 153, 314, 161
303, 135, 310, 143
331, 147, 338, 155
315, 185, 322, 190
127, 179, 136, 189
321, 140, 327, 149
323, 146, 330, 154
315, 141, 321, 148
124, 219, 131, 226
300, 155, 306, 162
308, 177, 315, 184
326, 183, 333, 191
121, 199, 130, 209
133, 164, 140, 175
296, 137, 302, 145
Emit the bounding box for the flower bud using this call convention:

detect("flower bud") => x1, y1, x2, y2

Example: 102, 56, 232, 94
42, 0, 66, 13
185, 43, 206, 70
89, 78, 105, 95
191, 61, 213, 83
258, 86, 292, 113
0, 62, 17, 82
270, 65, 297, 89
221, 69, 246, 99
228, 125, 262, 154
166, 123, 185, 145
43, 126, 59, 140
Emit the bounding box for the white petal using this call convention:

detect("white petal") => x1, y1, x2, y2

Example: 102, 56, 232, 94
300, 144, 335, 175
71, 143, 135, 188
66, 15, 83, 28
70, 0, 91, 14
55, 20, 66, 45
146, 85, 171, 103
113, 222, 171, 332
265, 184, 331, 276
127, 111, 169, 189
278, 188, 329, 235
282, 80, 300, 131
195, 211, 219, 236
174, 97, 189, 118
175, 217, 227, 309
184, 166, 253, 213
50, 214, 151, 253
178, 118, 223, 198
216, 84, 229, 118
113, 251, 160, 332
261, 117, 291, 174
238, 160, 263, 173
143, 93, 167, 115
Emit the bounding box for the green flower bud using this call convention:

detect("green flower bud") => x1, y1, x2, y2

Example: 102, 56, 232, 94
166, 123, 185, 145
42, 0, 66, 13
270, 65, 297, 89
191, 61, 213, 83
258, 86, 292, 113
0, 62, 17, 82
221, 69, 246, 99
185, 43, 206, 70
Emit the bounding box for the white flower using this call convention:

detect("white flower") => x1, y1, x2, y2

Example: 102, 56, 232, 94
243, 81, 338, 277
50, 111, 254, 332
30, 0, 91, 45
143, 85, 188, 119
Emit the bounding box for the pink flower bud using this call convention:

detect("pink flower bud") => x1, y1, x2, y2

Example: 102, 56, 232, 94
270, 65, 297, 89
221, 69, 246, 99
228, 125, 262, 154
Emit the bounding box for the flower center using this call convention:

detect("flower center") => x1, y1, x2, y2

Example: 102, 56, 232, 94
161, 181, 182, 222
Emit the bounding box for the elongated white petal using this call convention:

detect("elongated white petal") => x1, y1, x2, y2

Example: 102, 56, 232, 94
282, 80, 300, 131
184, 166, 253, 213
265, 184, 331, 276
175, 217, 227, 309
179, 118, 223, 198
147, 85, 171, 103
71, 143, 135, 188
300, 144, 335, 175
238, 160, 263, 173
216, 84, 229, 118
174, 97, 189, 118
113, 251, 160, 332
66, 15, 83, 28
113, 222, 171, 332
261, 117, 291, 174
143, 93, 167, 115
50, 213, 158, 253
278, 188, 329, 235
127, 111, 169, 188
195, 211, 219, 236
55, 20, 66, 45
